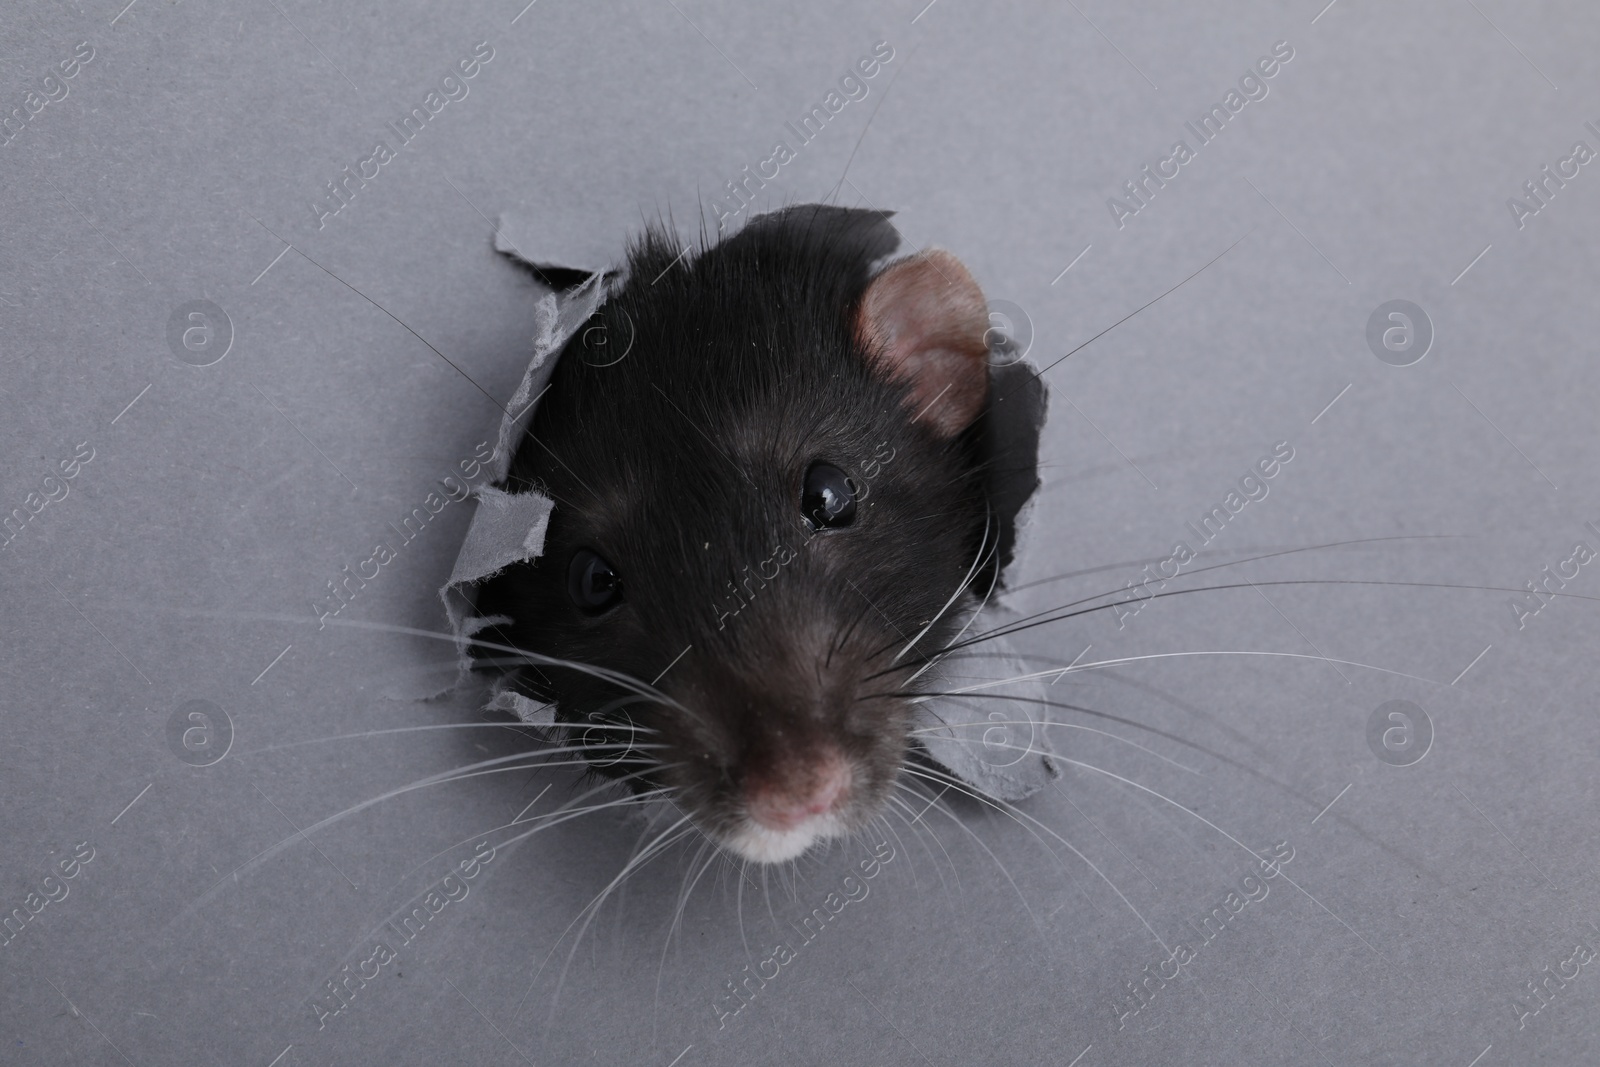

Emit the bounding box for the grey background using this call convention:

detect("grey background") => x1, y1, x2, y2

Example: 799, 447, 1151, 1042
3, 0, 1598, 1064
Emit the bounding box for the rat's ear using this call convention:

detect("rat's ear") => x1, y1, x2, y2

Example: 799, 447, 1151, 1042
854, 249, 990, 437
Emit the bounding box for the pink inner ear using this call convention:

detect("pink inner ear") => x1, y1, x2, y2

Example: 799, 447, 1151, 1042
855, 249, 991, 437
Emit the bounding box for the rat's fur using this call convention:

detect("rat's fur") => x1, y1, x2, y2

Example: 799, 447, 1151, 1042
475, 205, 1003, 863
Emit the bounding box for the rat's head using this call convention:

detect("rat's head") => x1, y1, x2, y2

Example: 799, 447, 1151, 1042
478, 206, 1001, 864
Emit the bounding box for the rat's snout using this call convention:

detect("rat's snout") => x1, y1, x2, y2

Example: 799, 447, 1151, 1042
667, 605, 917, 863
743, 746, 852, 832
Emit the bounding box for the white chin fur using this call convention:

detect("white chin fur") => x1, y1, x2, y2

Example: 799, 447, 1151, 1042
722, 813, 847, 864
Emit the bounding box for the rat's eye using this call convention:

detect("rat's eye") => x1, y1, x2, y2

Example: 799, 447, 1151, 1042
568, 549, 622, 613
802, 462, 858, 529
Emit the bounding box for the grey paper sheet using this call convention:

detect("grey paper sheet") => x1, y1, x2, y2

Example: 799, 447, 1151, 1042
4, 3, 1600, 1066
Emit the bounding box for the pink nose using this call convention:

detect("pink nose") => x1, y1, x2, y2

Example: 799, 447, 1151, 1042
745, 751, 852, 832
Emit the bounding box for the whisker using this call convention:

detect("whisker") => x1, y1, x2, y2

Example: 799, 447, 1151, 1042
1054, 785, 1163, 896
759, 862, 778, 934
1048, 648, 1448, 688
916, 536, 1499, 667
829, 598, 874, 669
900, 546, 1007, 689
392, 775, 677, 887
900, 764, 1170, 951
735, 855, 753, 961
1007, 533, 1460, 597
1052, 754, 1390, 963
887, 505, 998, 668
912, 664, 1090, 694
521, 813, 698, 1023
887, 774, 1041, 932
906, 716, 1198, 774
899, 691, 1225, 763
654, 836, 720, 1042
937, 577, 1600, 658
95, 605, 693, 716
871, 804, 921, 891
233, 724, 664, 757
174, 748, 671, 922
883, 795, 955, 896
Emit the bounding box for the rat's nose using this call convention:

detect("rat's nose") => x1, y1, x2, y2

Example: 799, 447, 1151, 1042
744, 748, 852, 831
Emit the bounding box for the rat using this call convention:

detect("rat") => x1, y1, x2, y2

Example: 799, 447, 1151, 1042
473, 204, 1036, 864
